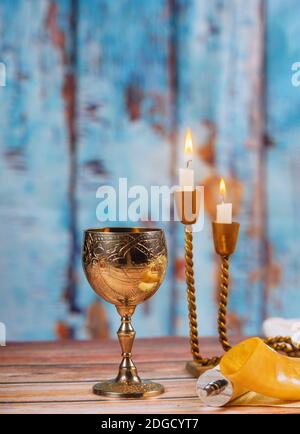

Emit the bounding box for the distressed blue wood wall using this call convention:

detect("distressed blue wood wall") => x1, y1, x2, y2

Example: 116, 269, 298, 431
0, 0, 300, 341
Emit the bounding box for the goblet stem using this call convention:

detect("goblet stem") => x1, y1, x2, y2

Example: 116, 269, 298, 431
116, 312, 141, 384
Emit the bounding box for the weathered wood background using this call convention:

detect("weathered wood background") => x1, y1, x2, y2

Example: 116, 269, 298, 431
0, 0, 300, 341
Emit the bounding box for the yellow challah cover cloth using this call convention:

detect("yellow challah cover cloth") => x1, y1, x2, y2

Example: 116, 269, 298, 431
220, 337, 300, 407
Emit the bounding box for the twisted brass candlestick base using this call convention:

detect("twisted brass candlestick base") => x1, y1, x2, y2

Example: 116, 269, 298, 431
218, 255, 231, 352
185, 226, 220, 377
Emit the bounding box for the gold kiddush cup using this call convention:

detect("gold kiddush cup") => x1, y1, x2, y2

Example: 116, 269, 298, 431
82, 227, 168, 398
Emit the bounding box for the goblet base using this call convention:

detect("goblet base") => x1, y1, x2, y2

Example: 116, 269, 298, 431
93, 379, 164, 399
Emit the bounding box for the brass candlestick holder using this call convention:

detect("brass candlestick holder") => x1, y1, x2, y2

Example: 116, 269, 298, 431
212, 221, 240, 353
175, 188, 300, 379
82, 227, 168, 398
185, 221, 239, 377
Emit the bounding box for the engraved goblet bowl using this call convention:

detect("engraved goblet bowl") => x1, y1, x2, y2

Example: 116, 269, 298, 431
82, 227, 168, 398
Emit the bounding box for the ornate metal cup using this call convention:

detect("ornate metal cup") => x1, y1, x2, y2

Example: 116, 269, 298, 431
82, 227, 168, 398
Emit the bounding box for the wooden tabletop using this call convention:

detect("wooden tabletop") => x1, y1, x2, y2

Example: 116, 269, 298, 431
0, 337, 299, 414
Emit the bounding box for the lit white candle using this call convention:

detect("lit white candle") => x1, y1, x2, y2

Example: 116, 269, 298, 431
216, 178, 232, 224
179, 128, 194, 190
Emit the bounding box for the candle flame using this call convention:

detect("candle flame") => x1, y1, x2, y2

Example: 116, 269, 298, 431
220, 178, 226, 201
184, 128, 193, 155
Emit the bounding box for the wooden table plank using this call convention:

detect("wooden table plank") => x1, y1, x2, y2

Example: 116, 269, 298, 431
1, 399, 300, 415
0, 337, 193, 365
0, 378, 196, 404
0, 361, 189, 384
0, 337, 298, 414
1, 337, 240, 365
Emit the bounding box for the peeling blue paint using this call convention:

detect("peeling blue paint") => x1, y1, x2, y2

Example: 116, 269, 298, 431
0, 0, 300, 341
